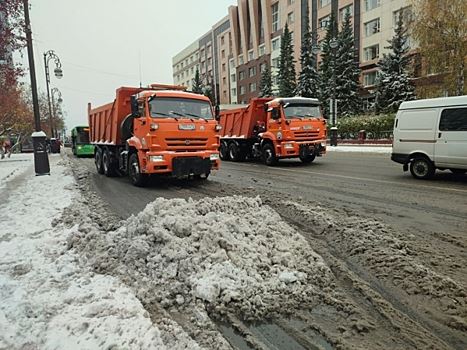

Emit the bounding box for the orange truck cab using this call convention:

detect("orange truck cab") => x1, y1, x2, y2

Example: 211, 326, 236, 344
88, 84, 220, 186
219, 97, 327, 165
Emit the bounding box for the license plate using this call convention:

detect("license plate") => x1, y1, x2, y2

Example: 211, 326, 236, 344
179, 124, 195, 130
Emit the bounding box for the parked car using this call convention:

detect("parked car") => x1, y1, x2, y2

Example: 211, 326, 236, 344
391, 95, 467, 179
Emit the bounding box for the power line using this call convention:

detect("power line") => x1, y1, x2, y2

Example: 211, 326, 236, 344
62, 60, 139, 80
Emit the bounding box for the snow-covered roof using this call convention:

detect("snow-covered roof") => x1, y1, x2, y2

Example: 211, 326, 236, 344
399, 95, 467, 110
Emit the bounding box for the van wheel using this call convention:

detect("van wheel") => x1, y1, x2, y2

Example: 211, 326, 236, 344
450, 169, 466, 175
410, 157, 435, 179
128, 153, 148, 187
229, 142, 245, 162
95, 148, 104, 174
219, 141, 230, 161
262, 143, 278, 166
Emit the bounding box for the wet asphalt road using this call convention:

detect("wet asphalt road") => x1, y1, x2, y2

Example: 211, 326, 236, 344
73, 150, 467, 238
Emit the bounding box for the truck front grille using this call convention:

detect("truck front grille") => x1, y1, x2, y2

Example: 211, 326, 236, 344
165, 138, 208, 152
293, 131, 320, 141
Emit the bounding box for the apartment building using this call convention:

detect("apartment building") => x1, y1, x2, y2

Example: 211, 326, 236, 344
172, 42, 199, 90
173, 0, 413, 105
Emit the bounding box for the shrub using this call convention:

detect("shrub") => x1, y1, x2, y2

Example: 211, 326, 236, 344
336, 114, 395, 139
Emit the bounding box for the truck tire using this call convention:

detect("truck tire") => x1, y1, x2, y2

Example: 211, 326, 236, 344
262, 143, 278, 166
229, 142, 246, 162
95, 148, 105, 174
219, 141, 230, 161
103, 149, 117, 177
128, 153, 148, 187
300, 154, 316, 164
410, 157, 435, 179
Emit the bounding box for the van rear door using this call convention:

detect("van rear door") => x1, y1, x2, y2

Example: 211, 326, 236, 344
435, 107, 467, 168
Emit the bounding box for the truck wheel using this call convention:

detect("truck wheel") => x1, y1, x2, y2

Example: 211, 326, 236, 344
410, 157, 435, 179
128, 153, 148, 187
300, 154, 316, 164
229, 142, 246, 162
219, 141, 230, 161
103, 149, 116, 177
95, 148, 104, 174
262, 143, 278, 166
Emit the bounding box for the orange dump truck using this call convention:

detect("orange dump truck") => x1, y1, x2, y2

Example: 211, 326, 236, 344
219, 97, 327, 165
88, 84, 220, 186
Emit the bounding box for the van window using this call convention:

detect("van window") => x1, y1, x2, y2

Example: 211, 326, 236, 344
439, 108, 467, 131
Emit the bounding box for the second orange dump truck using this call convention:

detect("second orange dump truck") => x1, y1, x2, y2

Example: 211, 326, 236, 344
88, 84, 220, 186
219, 97, 327, 165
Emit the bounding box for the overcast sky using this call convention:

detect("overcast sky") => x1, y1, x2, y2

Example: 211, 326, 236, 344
23, 0, 236, 132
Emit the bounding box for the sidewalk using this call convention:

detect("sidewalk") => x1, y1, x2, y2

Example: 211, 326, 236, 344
0, 154, 167, 349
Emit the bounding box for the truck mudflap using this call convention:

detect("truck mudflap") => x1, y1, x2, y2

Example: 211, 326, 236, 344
172, 157, 211, 177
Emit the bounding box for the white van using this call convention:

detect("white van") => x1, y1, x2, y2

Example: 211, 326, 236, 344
392, 95, 467, 179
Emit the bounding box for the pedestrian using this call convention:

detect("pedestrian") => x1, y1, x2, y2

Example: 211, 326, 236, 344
3, 138, 12, 158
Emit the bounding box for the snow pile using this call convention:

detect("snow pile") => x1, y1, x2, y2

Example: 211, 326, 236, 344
70, 196, 334, 321
327, 145, 392, 153
0, 157, 188, 349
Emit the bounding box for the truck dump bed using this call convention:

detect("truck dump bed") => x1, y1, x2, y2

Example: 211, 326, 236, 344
88, 87, 141, 146
219, 98, 271, 139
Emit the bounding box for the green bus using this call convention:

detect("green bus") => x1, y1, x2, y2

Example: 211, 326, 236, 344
71, 126, 94, 157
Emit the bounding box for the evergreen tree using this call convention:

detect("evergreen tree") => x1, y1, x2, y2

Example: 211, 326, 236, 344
191, 68, 203, 94
203, 85, 216, 105
296, 9, 320, 98
259, 65, 273, 97
375, 12, 415, 113
318, 13, 338, 117
334, 11, 361, 116
278, 23, 296, 97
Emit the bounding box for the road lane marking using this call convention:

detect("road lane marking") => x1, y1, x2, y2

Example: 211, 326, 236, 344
221, 163, 467, 195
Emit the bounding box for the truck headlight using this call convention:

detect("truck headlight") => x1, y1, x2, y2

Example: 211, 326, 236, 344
215, 125, 222, 131
283, 143, 294, 149
277, 131, 283, 140
210, 153, 220, 161
149, 155, 164, 162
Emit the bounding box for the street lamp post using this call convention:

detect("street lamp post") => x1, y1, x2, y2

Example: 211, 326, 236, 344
43, 50, 63, 138
23, 0, 50, 175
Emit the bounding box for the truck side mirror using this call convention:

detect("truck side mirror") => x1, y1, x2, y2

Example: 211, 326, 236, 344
215, 105, 220, 121
130, 96, 140, 117
271, 108, 280, 120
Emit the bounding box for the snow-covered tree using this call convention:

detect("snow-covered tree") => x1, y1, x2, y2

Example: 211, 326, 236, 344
278, 23, 296, 97
296, 10, 320, 98
375, 12, 415, 113
259, 65, 273, 97
318, 13, 338, 117
191, 68, 203, 94
334, 11, 361, 116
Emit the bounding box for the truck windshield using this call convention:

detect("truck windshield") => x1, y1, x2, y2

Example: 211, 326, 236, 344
75, 128, 90, 144
283, 104, 321, 119
149, 97, 213, 120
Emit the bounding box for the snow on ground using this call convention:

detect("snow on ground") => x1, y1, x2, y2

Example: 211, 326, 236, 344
327, 145, 392, 153
0, 155, 175, 349
70, 196, 335, 323
0, 153, 33, 188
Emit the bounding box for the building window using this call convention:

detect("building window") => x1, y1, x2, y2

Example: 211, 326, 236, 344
249, 66, 257, 77
260, 63, 267, 72
222, 63, 226, 72
238, 55, 244, 65
393, 6, 413, 26
249, 83, 257, 92
363, 71, 378, 86
223, 77, 226, 85
221, 36, 225, 45
320, 0, 331, 8
339, 5, 353, 21
191, 67, 194, 74
231, 88, 237, 96
272, 2, 279, 32
364, 44, 379, 61
221, 49, 225, 58
239, 71, 246, 80
364, 0, 380, 12
240, 86, 246, 95
231, 73, 236, 82
272, 37, 280, 51
248, 50, 254, 60
259, 44, 266, 56
319, 15, 330, 29
364, 18, 380, 37
229, 58, 235, 69
271, 57, 279, 68
287, 0, 294, 5
287, 12, 294, 25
